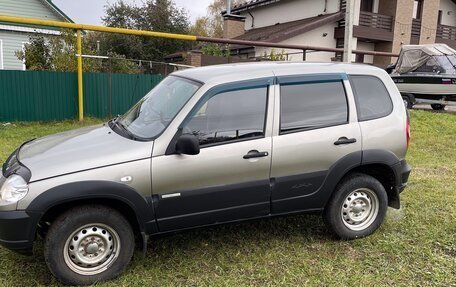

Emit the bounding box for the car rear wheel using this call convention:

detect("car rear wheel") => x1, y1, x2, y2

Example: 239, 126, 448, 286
44, 205, 134, 285
323, 173, 388, 240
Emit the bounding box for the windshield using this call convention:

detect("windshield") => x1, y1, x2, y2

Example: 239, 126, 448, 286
119, 76, 201, 139
414, 55, 456, 74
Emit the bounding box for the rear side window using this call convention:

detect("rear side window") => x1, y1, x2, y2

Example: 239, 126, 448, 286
280, 81, 348, 133
349, 75, 393, 121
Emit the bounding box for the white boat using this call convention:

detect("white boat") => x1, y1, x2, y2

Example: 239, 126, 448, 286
388, 44, 456, 110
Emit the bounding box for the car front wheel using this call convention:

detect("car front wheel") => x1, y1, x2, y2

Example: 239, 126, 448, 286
323, 173, 388, 240
44, 205, 135, 285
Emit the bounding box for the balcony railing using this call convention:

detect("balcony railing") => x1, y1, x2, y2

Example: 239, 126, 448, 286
411, 18, 421, 37
437, 24, 456, 41
358, 11, 393, 31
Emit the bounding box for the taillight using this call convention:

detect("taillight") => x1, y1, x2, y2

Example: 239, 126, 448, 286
406, 118, 411, 148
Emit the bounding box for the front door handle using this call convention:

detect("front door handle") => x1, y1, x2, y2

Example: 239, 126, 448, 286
243, 150, 269, 159
334, 137, 357, 145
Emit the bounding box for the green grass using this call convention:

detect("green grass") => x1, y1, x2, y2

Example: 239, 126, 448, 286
0, 111, 455, 287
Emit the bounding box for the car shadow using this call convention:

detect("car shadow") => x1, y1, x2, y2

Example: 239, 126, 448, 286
0, 213, 334, 286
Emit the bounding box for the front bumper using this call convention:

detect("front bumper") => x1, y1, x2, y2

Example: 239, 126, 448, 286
0, 210, 40, 255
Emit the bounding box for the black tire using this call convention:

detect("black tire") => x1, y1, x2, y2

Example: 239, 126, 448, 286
431, 104, 446, 110
44, 205, 135, 286
323, 173, 388, 240
402, 96, 413, 109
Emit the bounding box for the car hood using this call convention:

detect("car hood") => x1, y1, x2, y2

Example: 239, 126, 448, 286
19, 124, 153, 182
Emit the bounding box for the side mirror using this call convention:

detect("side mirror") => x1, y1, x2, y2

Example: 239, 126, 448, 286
175, 134, 200, 155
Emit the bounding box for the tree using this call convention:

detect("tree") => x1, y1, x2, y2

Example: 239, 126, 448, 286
101, 0, 191, 61
190, 0, 246, 37
16, 30, 140, 73
190, 0, 246, 57
189, 17, 210, 37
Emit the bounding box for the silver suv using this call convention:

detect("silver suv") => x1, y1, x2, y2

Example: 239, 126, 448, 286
0, 63, 411, 285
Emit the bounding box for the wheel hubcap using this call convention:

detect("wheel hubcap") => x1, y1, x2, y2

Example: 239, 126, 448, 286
341, 188, 379, 231
64, 223, 121, 275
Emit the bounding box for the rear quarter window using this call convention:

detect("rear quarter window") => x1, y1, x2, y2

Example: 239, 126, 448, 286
349, 75, 393, 121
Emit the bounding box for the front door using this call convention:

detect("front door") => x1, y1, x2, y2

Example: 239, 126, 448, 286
152, 79, 274, 231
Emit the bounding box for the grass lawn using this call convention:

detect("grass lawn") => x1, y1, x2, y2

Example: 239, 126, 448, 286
0, 110, 454, 287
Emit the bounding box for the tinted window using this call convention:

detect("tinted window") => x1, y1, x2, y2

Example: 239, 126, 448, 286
349, 76, 393, 121
280, 81, 348, 133
184, 87, 267, 146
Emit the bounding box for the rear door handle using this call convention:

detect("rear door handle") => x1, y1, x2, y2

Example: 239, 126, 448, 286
334, 137, 357, 145
243, 150, 269, 159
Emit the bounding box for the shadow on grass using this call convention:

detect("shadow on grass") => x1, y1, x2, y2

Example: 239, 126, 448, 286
1, 213, 332, 286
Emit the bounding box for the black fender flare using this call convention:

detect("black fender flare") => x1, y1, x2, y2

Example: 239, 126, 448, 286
319, 149, 402, 208
271, 151, 363, 213
362, 149, 404, 209
362, 149, 402, 186
26, 181, 157, 234
272, 149, 403, 212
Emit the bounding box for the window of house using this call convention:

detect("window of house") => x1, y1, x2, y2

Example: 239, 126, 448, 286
349, 75, 393, 121
21, 42, 29, 71
183, 86, 268, 146
413, 0, 423, 19
280, 80, 348, 133
360, 0, 374, 12
355, 53, 365, 63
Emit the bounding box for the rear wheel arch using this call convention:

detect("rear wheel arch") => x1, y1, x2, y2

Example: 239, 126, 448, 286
343, 163, 398, 208
323, 149, 402, 209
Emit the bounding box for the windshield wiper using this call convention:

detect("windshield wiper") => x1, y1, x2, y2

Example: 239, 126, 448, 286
109, 115, 137, 140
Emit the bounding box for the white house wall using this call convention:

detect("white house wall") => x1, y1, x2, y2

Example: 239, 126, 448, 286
0, 30, 31, 70
356, 41, 375, 64
241, 0, 340, 30
254, 23, 339, 62
0, 0, 63, 21
439, 0, 456, 26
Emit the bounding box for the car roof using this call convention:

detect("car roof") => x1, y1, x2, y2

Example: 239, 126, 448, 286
172, 62, 385, 84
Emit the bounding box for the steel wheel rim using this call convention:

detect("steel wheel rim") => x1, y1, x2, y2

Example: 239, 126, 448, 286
63, 223, 121, 275
341, 188, 379, 231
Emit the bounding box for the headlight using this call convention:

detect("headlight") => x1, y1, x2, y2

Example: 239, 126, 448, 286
0, 175, 29, 203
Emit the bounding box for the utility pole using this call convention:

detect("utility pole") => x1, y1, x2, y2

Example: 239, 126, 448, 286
227, 0, 232, 15
343, 0, 355, 63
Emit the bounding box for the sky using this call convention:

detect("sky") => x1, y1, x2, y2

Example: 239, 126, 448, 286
52, 0, 213, 25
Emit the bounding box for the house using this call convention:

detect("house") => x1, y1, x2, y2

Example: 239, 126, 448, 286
222, 0, 456, 67
0, 0, 73, 70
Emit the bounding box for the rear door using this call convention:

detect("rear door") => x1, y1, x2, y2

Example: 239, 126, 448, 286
270, 74, 362, 213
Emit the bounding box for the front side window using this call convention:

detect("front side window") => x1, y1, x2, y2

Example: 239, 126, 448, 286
280, 81, 348, 133
349, 75, 393, 121
183, 87, 268, 146
120, 76, 201, 139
